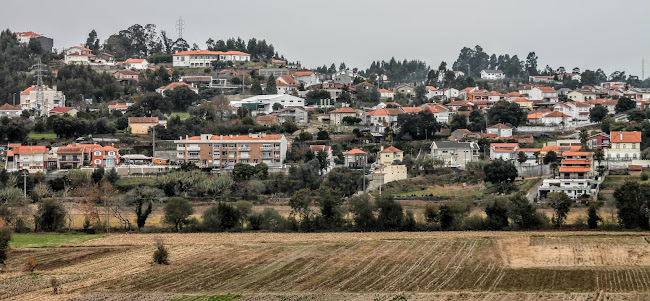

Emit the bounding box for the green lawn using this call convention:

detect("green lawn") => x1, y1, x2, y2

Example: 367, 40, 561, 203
28, 132, 57, 140
10, 233, 104, 248
168, 112, 190, 120
114, 177, 157, 191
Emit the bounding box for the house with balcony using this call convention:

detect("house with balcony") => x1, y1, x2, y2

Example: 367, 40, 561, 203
431, 141, 480, 168
5, 145, 49, 174
174, 133, 288, 170
275, 106, 308, 124
344, 149, 368, 169
489, 143, 519, 160
589, 133, 611, 149
538, 151, 599, 200
91, 145, 120, 168
56, 145, 84, 169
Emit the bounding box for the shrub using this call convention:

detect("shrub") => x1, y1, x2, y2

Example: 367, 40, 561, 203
35, 199, 66, 232
642, 173, 649, 181
463, 214, 486, 230
202, 202, 241, 232
25, 257, 36, 272
152, 238, 169, 265
0, 228, 10, 266
163, 197, 194, 232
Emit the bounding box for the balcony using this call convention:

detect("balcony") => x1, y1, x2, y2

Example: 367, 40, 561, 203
239, 154, 250, 159
188, 155, 200, 159
186, 146, 200, 151
177, 146, 186, 151
238, 146, 250, 151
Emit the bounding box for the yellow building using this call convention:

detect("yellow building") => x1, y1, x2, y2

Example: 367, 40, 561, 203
378, 146, 403, 165
606, 131, 641, 160
128, 117, 164, 135
379, 164, 407, 184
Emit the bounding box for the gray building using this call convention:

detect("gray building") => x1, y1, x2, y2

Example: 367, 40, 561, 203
430, 141, 480, 168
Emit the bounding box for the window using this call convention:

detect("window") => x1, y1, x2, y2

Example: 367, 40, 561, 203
94, 151, 101, 156
94, 159, 101, 164
108, 151, 114, 156
633, 143, 637, 149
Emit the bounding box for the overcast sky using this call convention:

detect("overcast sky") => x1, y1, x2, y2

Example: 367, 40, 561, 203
2, 0, 649, 77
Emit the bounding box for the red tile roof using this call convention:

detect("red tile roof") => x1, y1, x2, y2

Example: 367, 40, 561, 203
125, 58, 146, 64
367, 108, 404, 116
488, 123, 511, 129
559, 166, 591, 173
157, 82, 198, 91
13, 145, 48, 154
344, 148, 368, 155
610, 131, 641, 143
128, 117, 159, 124
0, 103, 21, 111
49, 107, 75, 113
330, 107, 356, 114
380, 146, 403, 153
292, 71, 314, 77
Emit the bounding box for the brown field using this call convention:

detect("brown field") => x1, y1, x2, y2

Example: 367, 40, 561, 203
6, 232, 650, 300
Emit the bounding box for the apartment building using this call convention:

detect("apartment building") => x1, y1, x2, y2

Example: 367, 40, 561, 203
5, 145, 49, 174
174, 133, 288, 169
91, 145, 120, 167
431, 141, 480, 168
538, 151, 599, 200
20, 85, 66, 116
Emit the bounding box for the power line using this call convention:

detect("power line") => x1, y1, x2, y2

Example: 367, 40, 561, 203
30, 57, 48, 117
176, 16, 185, 40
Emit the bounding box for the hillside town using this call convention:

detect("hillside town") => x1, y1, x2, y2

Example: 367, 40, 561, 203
5, 1, 650, 299
2, 29, 649, 206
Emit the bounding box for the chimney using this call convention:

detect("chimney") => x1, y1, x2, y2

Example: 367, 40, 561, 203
620, 132, 623, 140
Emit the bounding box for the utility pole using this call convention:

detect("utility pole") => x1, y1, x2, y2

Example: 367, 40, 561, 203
643, 58, 646, 80
12, 93, 16, 106
152, 126, 156, 158
23, 171, 28, 197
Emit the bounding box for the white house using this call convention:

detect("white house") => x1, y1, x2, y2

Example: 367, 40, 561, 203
366, 108, 404, 130
230, 94, 305, 114
291, 71, 320, 87
124, 58, 150, 70
379, 88, 394, 99
539, 111, 570, 125
489, 143, 519, 160
586, 99, 617, 114
553, 102, 590, 125
528, 87, 558, 102
172, 50, 251, 68
0, 103, 22, 118
276, 75, 299, 95
155, 82, 199, 96
426, 86, 443, 99
64, 46, 95, 65
480, 69, 505, 80
486, 123, 512, 138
